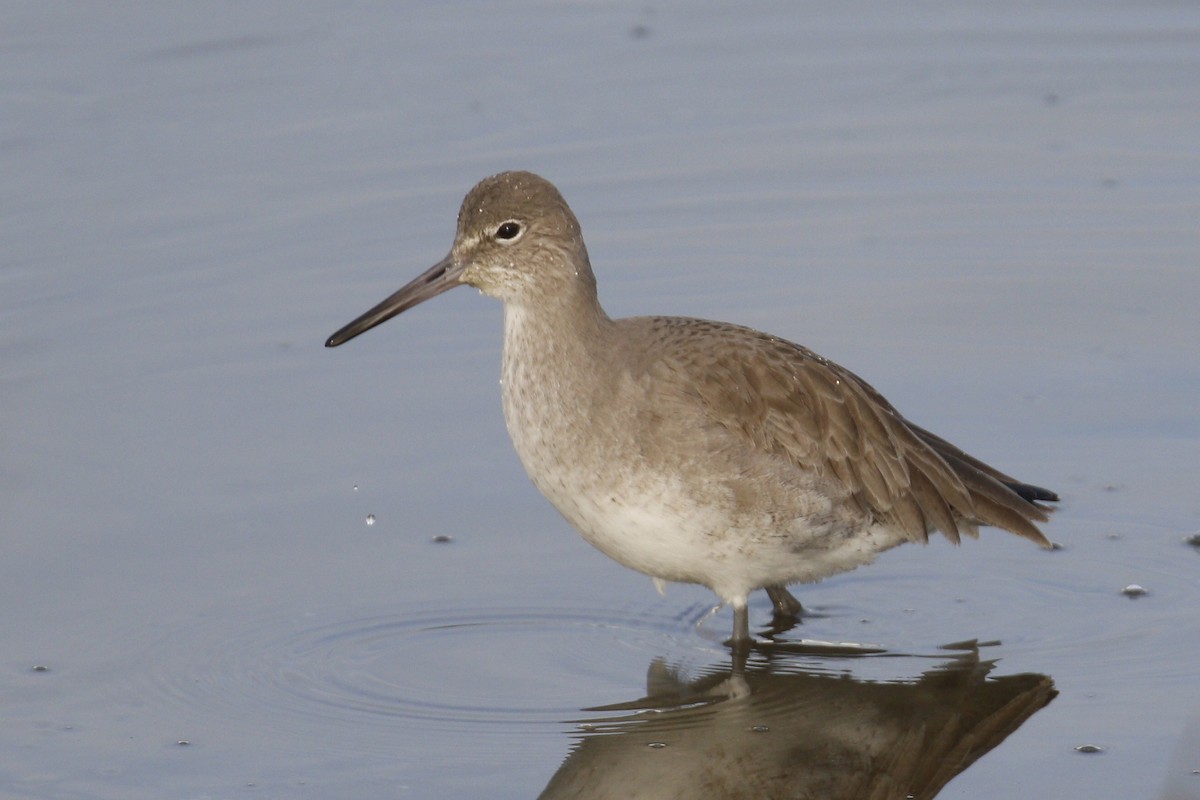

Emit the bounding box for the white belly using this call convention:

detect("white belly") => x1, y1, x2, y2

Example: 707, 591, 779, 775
498, 305, 900, 604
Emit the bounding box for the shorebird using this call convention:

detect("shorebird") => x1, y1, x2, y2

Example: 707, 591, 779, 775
326, 171, 1057, 644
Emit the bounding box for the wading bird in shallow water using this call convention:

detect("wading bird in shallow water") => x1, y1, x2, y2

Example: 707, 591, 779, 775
326, 171, 1057, 645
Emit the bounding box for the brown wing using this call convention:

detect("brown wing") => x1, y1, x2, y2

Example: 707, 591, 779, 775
651, 318, 1053, 548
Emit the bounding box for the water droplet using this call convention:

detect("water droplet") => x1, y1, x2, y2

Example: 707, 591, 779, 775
1074, 744, 1104, 754
352, 485, 359, 492
365, 514, 376, 527
1120, 584, 1147, 598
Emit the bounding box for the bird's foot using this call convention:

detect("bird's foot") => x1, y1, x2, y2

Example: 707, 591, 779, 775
764, 585, 803, 618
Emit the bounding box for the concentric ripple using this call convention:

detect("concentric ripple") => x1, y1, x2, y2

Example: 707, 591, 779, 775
129, 601, 712, 748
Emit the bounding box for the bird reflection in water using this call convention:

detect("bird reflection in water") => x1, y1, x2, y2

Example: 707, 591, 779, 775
539, 643, 1054, 800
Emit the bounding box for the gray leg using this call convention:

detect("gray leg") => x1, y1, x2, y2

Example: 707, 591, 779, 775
730, 600, 750, 645
765, 585, 803, 618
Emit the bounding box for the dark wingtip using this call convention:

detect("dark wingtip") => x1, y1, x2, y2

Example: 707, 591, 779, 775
1005, 481, 1059, 504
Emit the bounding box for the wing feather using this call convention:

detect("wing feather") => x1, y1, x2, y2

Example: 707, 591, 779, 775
650, 318, 1055, 546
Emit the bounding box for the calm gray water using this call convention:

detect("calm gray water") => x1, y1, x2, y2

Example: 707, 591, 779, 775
3, 2, 1198, 798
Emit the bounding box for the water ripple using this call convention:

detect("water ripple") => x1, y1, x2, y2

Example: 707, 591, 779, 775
128, 602, 713, 745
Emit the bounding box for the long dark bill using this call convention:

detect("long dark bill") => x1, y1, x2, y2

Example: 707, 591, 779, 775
325, 254, 463, 347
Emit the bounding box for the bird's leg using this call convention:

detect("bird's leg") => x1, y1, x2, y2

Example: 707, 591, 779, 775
727, 599, 751, 650
765, 585, 803, 619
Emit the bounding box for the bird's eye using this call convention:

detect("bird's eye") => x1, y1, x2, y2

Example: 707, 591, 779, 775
495, 221, 522, 241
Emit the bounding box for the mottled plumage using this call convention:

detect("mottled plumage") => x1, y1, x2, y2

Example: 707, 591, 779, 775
327, 171, 1057, 643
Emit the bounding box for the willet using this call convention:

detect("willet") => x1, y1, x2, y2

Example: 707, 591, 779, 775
326, 171, 1057, 644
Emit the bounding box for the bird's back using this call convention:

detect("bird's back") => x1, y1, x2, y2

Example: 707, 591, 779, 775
612, 314, 1055, 549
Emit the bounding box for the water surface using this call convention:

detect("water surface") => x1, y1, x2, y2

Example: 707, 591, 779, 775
2, 2, 1198, 798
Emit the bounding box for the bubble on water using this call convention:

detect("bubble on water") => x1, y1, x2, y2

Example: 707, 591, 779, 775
1184, 533, 1200, 549
1074, 744, 1105, 754
352, 485, 359, 492
1120, 584, 1147, 598
365, 514, 376, 527
31, 665, 49, 673
647, 742, 667, 749
750, 725, 770, 733
431, 534, 453, 543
